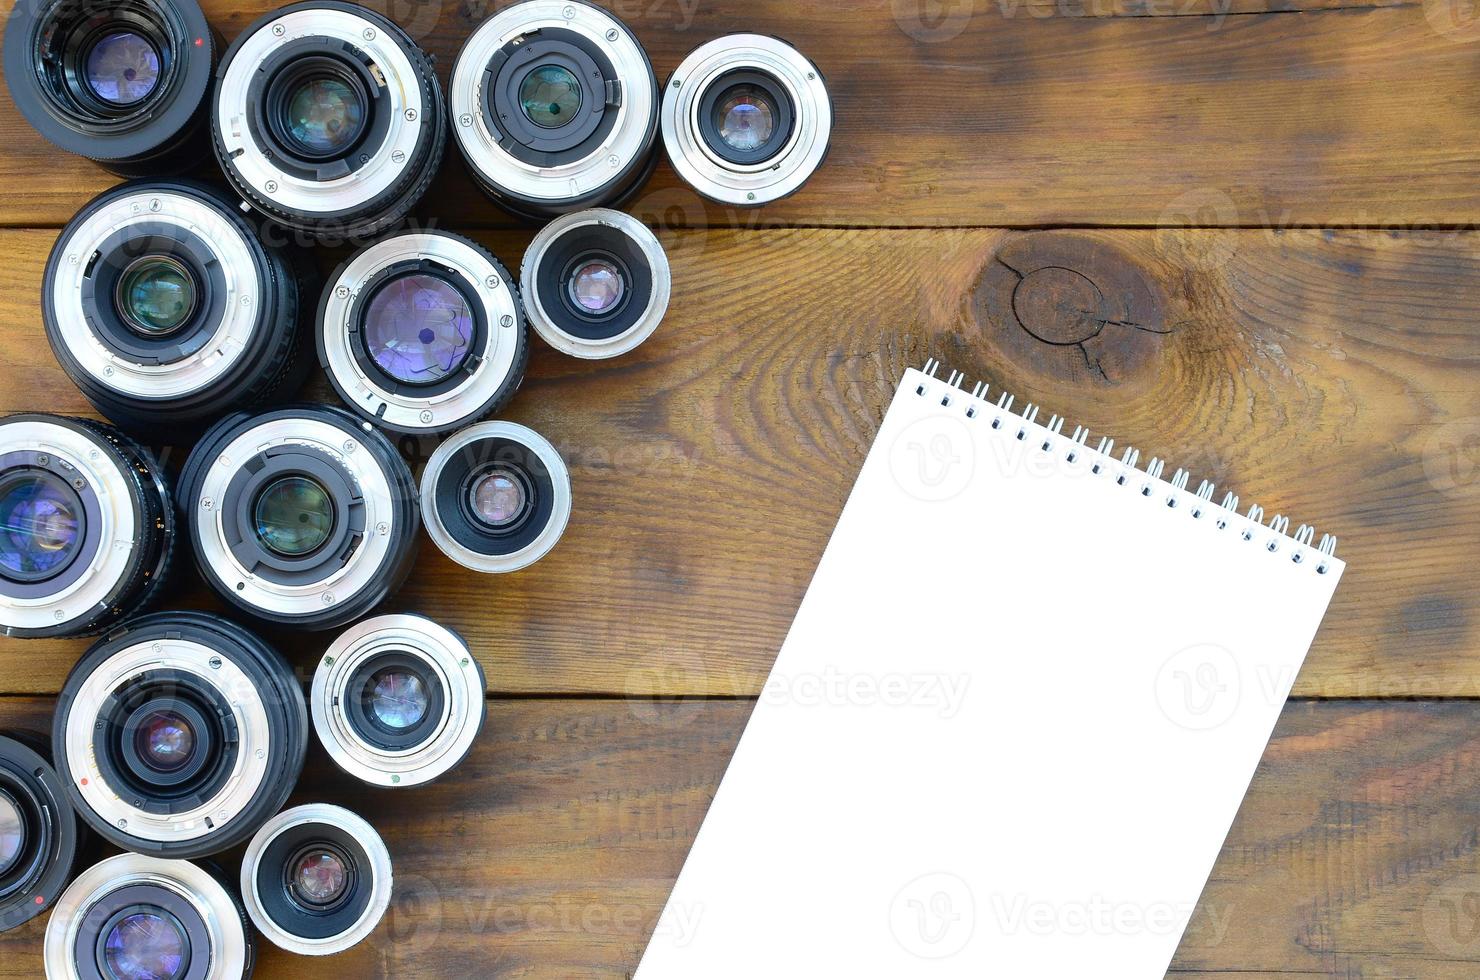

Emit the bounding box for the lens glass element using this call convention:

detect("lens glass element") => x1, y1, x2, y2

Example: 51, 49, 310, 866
716, 84, 776, 153
134, 710, 196, 773
252, 475, 335, 557
103, 912, 186, 980
291, 848, 350, 906
363, 273, 475, 385
568, 259, 624, 315
285, 75, 365, 155
0, 794, 23, 876
84, 31, 162, 105
117, 256, 196, 336
369, 668, 429, 729
518, 65, 581, 129
0, 475, 81, 578
469, 468, 526, 528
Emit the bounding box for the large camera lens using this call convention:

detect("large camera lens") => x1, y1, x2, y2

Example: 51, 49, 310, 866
53, 611, 307, 859
179, 404, 419, 629
520, 208, 669, 360
0, 733, 83, 933
313, 614, 484, 787
0, 414, 173, 639
661, 34, 832, 206
213, 1, 445, 241
450, 0, 659, 221
241, 803, 390, 955
319, 231, 528, 434
3, 0, 215, 175
43, 853, 252, 978
44, 180, 315, 435
421, 421, 570, 574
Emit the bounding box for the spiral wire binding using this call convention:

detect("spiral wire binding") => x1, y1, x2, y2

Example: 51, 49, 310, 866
914, 359, 1338, 574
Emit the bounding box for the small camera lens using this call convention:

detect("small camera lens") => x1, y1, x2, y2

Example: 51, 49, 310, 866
44, 854, 253, 978
179, 404, 419, 629
44, 180, 316, 435
214, 2, 446, 241
3, 0, 216, 175
54, 611, 308, 860
520, 208, 670, 360
319, 231, 528, 434
450, 0, 659, 220
0, 414, 173, 639
0, 733, 84, 933
661, 34, 832, 206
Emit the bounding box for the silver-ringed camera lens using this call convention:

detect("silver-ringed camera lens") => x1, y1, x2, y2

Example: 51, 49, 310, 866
241, 803, 391, 955
520, 208, 669, 360
213, 1, 446, 240
421, 421, 570, 574
54, 611, 307, 860
179, 404, 420, 630
0, 414, 173, 639
44, 179, 314, 434
0, 732, 83, 933
313, 614, 484, 787
450, 0, 659, 220
44, 853, 252, 979
661, 34, 832, 206
318, 231, 528, 434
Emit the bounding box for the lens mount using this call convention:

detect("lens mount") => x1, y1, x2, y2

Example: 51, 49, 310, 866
44, 180, 314, 433
312, 614, 484, 787
450, 0, 658, 220
214, 1, 446, 239
180, 405, 419, 629
421, 421, 570, 574
0, 414, 173, 639
520, 208, 669, 359
661, 34, 832, 206
319, 231, 528, 434
0, 733, 82, 934
43, 853, 252, 979
55, 611, 307, 859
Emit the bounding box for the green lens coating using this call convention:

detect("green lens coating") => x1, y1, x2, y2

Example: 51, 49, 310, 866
519, 65, 582, 128
117, 256, 196, 336
252, 475, 335, 557
286, 76, 364, 155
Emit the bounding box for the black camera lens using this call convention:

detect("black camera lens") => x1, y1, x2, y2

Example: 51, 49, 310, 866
0, 733, 83, 934
661, 34, 832, 206
179, 404, 419, 629
44, 180, 316, 435
53, 611, 308, 860
0, 414, 173, 639
3, 0, 215, 175
43, 854, 253, 978
319, 231, 528, 434
520, 207, 669, 359
449, 0, 659, 221
421, 421, 570, 573
241, 803, 390, 954
213, 1, 446, 241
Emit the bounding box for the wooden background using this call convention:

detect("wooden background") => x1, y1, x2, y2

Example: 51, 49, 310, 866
2, 0, 1480, 975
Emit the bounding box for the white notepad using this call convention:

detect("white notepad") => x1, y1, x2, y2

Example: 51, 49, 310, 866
638, 361, 1345, 978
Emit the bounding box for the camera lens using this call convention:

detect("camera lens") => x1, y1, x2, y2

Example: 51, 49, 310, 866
421, 421, 570, 574
520, 208, 669, 360
179, 404, 419, 629
214, 2, 446, 241
53, 611, 307, 860
44, 180, 316, 435
312, 614, 484, 787
43, 853, 253, 978
318, 231, 528, 434
661, 34, 832, 206
0, 414, 173, 639
449, 0, 659, 221
3, 0, 215, 176
0, 733, 84, 934
241, 803, 390, 955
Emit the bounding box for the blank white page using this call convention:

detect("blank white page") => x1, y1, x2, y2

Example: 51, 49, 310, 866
637, 365, 1345, 979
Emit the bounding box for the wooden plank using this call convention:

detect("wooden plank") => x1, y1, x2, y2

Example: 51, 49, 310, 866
2, 697, 1480, 976
0, 225, 1475, 697
2, 0, 1477, 228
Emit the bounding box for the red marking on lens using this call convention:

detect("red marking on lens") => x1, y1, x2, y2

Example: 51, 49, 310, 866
34, 895, 44, 904
79, 777, 88, 786
194, 38, 204, 46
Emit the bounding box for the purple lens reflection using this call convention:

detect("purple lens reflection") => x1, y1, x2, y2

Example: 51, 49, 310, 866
0, 475, 81, 578
363, 274, 475, 386
103, 912, 186, 980
85, 32, 161, 105
134, 710, 195, 772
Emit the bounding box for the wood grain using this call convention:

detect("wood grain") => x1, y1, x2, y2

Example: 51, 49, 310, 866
3, 0, 1479, 228
0, 224, 1475, 698
3, 696, 1480, 977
